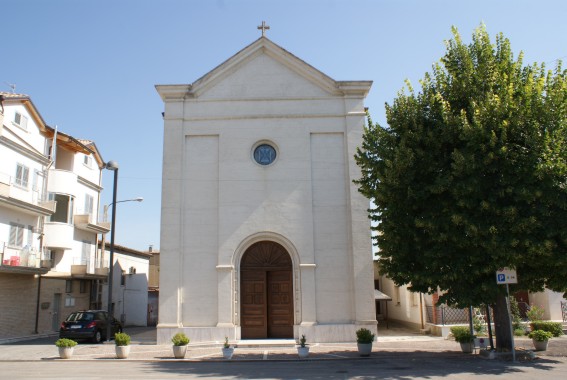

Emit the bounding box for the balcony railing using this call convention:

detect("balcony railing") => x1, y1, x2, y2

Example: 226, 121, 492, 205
0, 172, 55, 215
1, 244, 43, 269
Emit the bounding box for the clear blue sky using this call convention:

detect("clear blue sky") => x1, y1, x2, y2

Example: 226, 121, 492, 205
3, 0, 566, 251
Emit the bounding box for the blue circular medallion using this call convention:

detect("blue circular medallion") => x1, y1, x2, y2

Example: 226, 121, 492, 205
253, 144, 277, 166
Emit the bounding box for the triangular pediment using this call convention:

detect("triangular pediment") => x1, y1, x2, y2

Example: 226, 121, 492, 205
190, 37, 342, 99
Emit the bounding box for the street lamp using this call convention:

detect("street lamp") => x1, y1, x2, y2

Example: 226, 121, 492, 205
103, 197, 144, 222
102, 161, 143, 341
105, 160, 119, 342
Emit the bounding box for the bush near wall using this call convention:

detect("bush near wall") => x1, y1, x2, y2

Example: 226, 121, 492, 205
530, 321, 564, 337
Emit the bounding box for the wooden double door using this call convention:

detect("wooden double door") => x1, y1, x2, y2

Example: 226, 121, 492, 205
240, 241, 293, 339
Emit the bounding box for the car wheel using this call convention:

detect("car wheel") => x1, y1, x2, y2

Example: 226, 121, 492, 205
92, 330, 102, 344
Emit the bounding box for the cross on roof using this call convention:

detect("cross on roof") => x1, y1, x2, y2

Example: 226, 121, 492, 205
257, 21, 270, 36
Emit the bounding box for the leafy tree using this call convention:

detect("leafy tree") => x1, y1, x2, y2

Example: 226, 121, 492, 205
355, 25, 567, 351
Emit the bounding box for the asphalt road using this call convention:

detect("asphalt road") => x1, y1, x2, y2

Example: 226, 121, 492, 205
1, 353, 567, 379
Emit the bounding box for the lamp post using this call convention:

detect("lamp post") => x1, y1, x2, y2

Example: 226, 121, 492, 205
103, 161, 143, 341
105, 160, 119, 342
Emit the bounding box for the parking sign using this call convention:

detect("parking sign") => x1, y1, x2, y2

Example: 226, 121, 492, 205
496, 267, 518, 284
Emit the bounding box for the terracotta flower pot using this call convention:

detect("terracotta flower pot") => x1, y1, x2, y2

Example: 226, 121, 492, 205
297, 346, 309, 358
222, 347, 234, 359
173, 345, 188, 359
533, 339, 549, 351
115, 345, 130, 359
357, 342, 373, 357
58, 347, 74, 359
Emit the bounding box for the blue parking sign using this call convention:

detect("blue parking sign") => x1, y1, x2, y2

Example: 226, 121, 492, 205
496, 268, 518, 284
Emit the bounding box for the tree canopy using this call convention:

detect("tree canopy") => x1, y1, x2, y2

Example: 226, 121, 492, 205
356, 25, 567, 308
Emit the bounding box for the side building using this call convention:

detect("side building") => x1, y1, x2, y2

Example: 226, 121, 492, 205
98, 242, 152, 327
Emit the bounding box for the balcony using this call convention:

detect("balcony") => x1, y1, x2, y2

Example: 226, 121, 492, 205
43, 222, 74, 249
74, 214, 111, 234
0, 173, 55, 216
47, 169, 77, 195
0, 245, 49, 275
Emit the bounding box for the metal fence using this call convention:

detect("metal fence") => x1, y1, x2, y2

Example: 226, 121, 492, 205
425, 305, 496, 325
562, 301, 567, 322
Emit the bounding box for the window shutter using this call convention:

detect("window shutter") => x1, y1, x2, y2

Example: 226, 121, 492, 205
15, 164, 23, 186
22, 166, 29, 187
27, 225, 33, 246
9, 225, 17, 246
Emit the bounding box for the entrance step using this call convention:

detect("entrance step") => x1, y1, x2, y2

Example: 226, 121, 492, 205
235, 339, 297, 348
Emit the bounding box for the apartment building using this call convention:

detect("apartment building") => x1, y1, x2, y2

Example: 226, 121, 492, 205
0, 92, 110, 340
0, 93, 55, 339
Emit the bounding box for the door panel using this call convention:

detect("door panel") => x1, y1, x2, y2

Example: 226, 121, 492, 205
267, 270, 293, 338
241, 271, 267, 339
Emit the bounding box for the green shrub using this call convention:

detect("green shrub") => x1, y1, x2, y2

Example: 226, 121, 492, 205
514, 328, 527, 336
55, 338, 77, 348
356, 328, 375, 344
299, 334, 307, 348
450, 326, 475, 343
223, 336, 230, 349
509, 298, 522, 330
530, 321, 564, 337
526, 305, 545, 322
473, 315, 486, 335
528, 330, 553, 342
114, 332, 131, 346
171, 333, 189, 346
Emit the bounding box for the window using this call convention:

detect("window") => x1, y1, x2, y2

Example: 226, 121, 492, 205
83, 155, 93, 168
14, 112, 28, 130
121, 270, 126, 286
65, 280, 73, 293
9, 223, 25, 247
80, 280, 88, 294
84, 194, 94, 215
15, 163, 29, 188
65, 295, 75, 307
49, 193, 74, 223
253, 143, 277, 166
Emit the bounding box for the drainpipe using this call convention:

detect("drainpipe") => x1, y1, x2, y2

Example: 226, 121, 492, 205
34, 275, 42, 334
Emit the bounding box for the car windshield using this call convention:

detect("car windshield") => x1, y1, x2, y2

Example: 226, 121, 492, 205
66, 312, 94, 322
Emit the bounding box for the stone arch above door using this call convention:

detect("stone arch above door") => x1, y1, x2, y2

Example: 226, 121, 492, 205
241, 241, 292, 270
233, 232, 301, 338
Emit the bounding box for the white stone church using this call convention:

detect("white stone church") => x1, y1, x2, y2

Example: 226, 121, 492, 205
155, 33, 376, 344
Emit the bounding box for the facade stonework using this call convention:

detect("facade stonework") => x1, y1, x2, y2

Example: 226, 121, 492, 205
156, 37, 376, 343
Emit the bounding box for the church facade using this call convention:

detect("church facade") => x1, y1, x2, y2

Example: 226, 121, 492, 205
155, 36, 376, 343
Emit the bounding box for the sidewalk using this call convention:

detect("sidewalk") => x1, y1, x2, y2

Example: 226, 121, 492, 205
1, 326, 566, 362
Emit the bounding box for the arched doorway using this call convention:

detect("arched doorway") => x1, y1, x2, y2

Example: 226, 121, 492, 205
240, 241, 293, 339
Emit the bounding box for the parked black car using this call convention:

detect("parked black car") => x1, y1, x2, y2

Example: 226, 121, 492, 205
59, 310, 122, 343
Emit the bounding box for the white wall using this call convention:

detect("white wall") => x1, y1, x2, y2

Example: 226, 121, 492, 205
101, 250, 149, 327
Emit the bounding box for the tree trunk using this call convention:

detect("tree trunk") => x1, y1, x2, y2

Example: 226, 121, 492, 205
493, 293, 513, 351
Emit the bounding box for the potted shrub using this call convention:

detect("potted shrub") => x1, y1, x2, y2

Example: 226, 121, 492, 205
171, 332, 190, 359
297, 335, 309, 358
450, 326, 475, 353
55, 338, 77, 359
114, 332, 131, 359
222, 337, 234, 359
529, 330, 553, 351
356, 328, 375, 357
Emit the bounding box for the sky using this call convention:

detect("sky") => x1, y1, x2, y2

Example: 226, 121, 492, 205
3, 0, 566, 252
